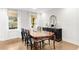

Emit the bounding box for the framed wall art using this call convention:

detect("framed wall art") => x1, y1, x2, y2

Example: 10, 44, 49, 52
8, 9, 18, 29
31, 15, 37, 28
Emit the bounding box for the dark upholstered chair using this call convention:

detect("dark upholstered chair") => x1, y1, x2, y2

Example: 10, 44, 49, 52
25, 29, 33, 50
21, 28, 25, 42
21, 29, 43, 50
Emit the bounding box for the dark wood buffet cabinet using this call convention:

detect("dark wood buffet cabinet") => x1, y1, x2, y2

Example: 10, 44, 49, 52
43, 27, 62, 42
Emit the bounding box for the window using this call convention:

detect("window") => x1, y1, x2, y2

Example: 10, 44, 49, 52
8, 9, 18, 29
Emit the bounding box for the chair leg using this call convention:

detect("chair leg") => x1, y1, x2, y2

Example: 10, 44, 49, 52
48, 39, 50, 45
29, 39, 32, 50
53, 35, 56, 50
22, 35, 24, 42
26, 39, 29, 49
30, 45, 32, 50
40, 41, 41, 49
27, 44, 28, 50
22, 38, 24, 42
42, 40, 44, 48
33, 41, 38, 49
34, 42, 35, 49
25, 39, 27, 45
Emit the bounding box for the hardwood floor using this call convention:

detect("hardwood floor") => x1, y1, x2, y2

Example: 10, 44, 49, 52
0, 38, 79, 50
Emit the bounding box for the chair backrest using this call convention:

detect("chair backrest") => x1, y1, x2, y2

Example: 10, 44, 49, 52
25, 29, 29, 35
37, 26, 42, 31
21, 28, 26, 40
25, 29, 32, 44
25, 29, 31, 39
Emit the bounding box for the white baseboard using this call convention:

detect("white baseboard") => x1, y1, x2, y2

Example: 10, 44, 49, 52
63, 39, 79, 46
0, 37, 21, 41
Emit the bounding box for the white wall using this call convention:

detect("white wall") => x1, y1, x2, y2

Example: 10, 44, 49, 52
76, 9, 79, 44
20, 10, 30, 29
36, 12, 48, 27
0, 9, 36, 41
0, 8, 79, 46
59, 9, 78, 45
28, 11, 49, 29
48, 8, 79, 45
0, 9, 8, 40
7, 10, 21, 39
0, 9, 21, 41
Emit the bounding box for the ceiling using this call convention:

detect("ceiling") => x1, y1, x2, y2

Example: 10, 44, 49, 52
9, 8, 60, 13
18, 8, 53, 13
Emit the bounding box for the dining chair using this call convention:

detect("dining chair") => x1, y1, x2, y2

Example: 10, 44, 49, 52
41, 37, 51, 48
21, 28, 25, 42
48, 34, 56, 49
24, 29, 43, 50
41, 32, 56, 50
41, 35, 56, 49
25, 29, 33, 50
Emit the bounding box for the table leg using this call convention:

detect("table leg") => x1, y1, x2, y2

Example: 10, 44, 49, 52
34, 40, 42, 50
42, 40, 44, 48
34, 41, 38, 50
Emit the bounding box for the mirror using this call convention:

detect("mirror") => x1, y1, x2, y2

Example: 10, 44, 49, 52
49, 15, 57, 27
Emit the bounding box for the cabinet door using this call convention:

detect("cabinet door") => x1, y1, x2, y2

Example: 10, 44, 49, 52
55, 29, 62, 42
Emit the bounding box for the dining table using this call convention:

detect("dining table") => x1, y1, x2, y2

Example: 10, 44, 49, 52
30, 31, 56, 50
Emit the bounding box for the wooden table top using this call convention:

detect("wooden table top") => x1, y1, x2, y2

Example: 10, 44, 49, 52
30, 31, 54, 39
